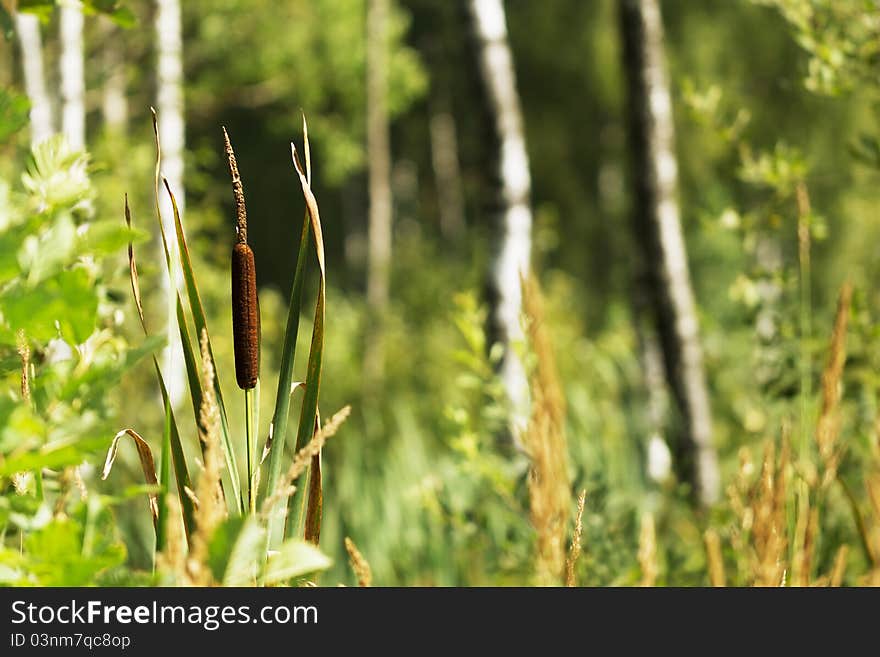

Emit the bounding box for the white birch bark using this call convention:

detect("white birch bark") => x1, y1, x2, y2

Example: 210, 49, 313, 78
59, 0, 86, 151
101, 20, 128, 134
364, 0, 393, 379
155, 0, 186, 406
14, 12, 54, 148
468, 0, 533, 443
620, 0, 719, 504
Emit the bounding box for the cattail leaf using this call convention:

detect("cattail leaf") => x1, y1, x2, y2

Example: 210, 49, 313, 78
124, 195, 195, 546
102, 428, 160, 529
123, 196, 145, 327
303, 451, 322, 544
286, 138, 326, 540
163, 179, 243, 515
261, 209, 310, 547
260, 120, 316, 550
151, 110, 243, 515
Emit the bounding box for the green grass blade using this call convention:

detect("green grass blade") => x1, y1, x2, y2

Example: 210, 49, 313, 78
262, 115, 314, 549
286, 138, 326, 540
150, 110, 243, 515
155, 392, 172, 555
125, 195, 196, 546
261, 214, 310, 546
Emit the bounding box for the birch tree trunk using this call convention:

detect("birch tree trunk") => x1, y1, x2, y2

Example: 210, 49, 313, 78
468, 0, 533, 444
59, 0, 85, 151
101, 20, 128, 135
429, 105, 466, 240
364, 0, 393, 380
620, 0, 719, 505
14, 12, 54, 148
155, 0, 186, 405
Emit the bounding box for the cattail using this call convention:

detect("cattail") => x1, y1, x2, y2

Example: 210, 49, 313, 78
224, 127, 260, 389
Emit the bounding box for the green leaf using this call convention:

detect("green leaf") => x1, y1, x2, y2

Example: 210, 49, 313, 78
23, 517, 125, 586
0, 435, 108, 477
264, 538, 331, 585
22, 212, 77, 285
0, 88, 29, 142
222, 517, 266, 586
75, 220, 149, 258
0, 267, 97, 344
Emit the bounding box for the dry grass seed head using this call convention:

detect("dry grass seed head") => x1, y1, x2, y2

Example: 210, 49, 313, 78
261, 405, 351, 515
565, 490, 587, 587
750, 438, 790, 586
344, 537, 373, 587
187, 329, 226, 584
522, 276, 570, 586
156, 497, 191, 585
16, 329, 30, 404
816, 282, 852, 487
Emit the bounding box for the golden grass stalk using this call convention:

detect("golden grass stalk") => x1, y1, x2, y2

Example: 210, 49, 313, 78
261, 405, 351, 515
156, 497, 189, 585
522, 276, 570, 585
182, 331, 226, 586
704, 529, 726, 587
344, 537, 373, 587
638, 512, 658, 587
750, 438, 790, 586
828, 545, 848, 587
16, 329, 29, 404
565, 490, 587, 587
815, 282, 852, 487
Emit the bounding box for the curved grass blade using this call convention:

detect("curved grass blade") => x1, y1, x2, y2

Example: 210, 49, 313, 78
163, 178, 244, 515
102, 428, 160, 530
150, 109, 243, 515
125, 195, 195, 545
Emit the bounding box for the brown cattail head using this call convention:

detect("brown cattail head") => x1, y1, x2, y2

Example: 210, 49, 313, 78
225, 127, 260, 390
232, 242, 260, 389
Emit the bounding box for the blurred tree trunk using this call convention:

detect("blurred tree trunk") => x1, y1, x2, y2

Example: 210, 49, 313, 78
155, 0, 186, 406
59, 0, 85, 150
429, 101, 466, 240
101, 20, 128, 135
468, 0, 533, 445
619, 0, 719, 505
14, 12, 54, 147
364, 0, 392, 381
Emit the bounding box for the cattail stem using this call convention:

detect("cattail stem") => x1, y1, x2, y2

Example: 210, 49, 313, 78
245, 386, 258, 514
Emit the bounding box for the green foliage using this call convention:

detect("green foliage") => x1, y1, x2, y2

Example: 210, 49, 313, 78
0, 137, 153, 586
187, 0, 427, 184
